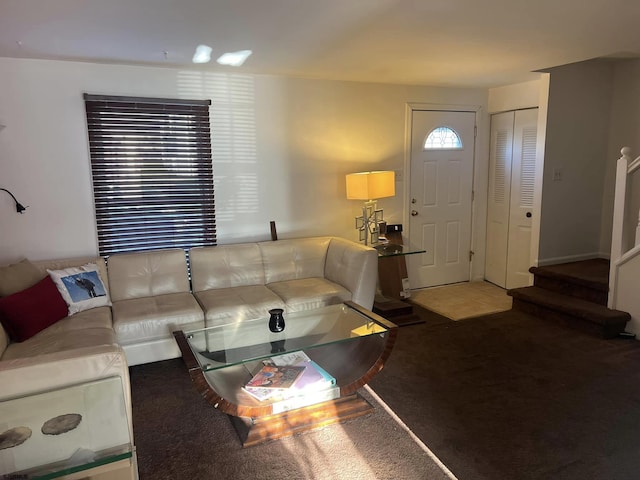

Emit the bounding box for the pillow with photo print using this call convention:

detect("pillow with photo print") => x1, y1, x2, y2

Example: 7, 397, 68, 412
47, 263, 111, 315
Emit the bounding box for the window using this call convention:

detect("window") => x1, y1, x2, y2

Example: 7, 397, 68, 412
424, 126, 463, 150
84, 94, 216, 256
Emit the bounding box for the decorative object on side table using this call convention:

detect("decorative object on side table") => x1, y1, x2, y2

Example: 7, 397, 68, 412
0, 426, 32, 450
41, 413, 83, 435
268, 308, 285, 332
345, 171, 395, 245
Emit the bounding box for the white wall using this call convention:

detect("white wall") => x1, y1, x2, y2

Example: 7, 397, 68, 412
602, 59, 640, 256
538, 60, 614, 264
0, 58, 488, 264
487, 79, 541, 114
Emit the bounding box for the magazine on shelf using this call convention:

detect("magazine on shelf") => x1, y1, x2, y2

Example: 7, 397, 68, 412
264, 351, 336, 392
243, 351, 337, 403
271, 386, 341, 414
242, 385, 281, 401
243, 367, 338, 403
266, 351, 311, 366
289, 360, 336, 392
245, 364, 306, 390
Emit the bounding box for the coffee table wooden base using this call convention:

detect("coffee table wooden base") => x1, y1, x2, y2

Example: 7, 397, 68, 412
229, 393, 374, 447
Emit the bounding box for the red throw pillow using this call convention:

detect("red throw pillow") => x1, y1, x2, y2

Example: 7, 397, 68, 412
0, 276, 68, 342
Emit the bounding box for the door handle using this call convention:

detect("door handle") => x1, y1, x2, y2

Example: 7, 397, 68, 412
411, 210, 419, 216
526, 212, 532, 218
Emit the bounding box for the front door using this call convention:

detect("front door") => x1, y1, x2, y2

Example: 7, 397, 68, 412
407, 110, 476, 288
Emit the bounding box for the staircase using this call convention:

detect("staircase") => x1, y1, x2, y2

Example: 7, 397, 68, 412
507, 259, 631, 339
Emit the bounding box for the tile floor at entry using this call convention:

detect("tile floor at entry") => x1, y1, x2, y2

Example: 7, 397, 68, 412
410, 281, 512, 321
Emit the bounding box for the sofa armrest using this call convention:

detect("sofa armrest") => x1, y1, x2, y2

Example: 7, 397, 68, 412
324, 237, 377, 310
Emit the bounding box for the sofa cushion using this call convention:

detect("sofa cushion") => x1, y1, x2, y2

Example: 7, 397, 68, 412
194, 285, 285, 327
2, 326, 117, 360
190, 244, 265, 292
0, 259, 45, 297
39, 306, 113, 336
47, 264, 111, 315
0, 276, 68, 342
112, 292, 204, 344
267, 278, 351, 312
259, 237, 331, 284
108, 249, 191, 302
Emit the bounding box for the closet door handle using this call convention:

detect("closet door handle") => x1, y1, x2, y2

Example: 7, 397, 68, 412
526, 212, 532, 218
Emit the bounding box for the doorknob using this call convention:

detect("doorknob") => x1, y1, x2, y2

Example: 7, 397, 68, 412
526, 212, 532, 218
411, 210, 418, 216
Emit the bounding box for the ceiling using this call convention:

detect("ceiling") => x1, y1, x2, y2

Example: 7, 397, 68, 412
1, 0, 639, 88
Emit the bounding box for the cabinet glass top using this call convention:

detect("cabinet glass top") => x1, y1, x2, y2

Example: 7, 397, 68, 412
1, 377, 131, 479
181, 303, 391, 372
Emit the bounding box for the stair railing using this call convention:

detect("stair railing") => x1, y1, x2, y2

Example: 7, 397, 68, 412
609, 147, 640, 313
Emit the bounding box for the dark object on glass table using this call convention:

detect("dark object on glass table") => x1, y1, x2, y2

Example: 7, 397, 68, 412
268, 308, 285, 333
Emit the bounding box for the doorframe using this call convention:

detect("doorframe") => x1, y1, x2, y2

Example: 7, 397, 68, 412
403, 103, 489, 285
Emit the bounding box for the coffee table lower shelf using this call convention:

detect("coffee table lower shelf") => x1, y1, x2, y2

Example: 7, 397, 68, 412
229, 393, 373, 447
173, 302, 398, 449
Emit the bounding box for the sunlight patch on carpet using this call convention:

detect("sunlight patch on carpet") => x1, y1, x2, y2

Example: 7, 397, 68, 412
410, 281, 512, 320
364, 385, 459, 480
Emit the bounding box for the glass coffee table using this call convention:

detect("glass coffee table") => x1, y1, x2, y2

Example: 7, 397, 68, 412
173, 301, 397, 447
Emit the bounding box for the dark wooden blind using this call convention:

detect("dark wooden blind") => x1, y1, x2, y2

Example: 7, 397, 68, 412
84, 94, 216, 256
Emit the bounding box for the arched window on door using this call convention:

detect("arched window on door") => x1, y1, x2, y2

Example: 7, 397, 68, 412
424, 126, 463, 150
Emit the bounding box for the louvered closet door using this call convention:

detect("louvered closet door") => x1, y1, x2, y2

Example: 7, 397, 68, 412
485, 108, 538, 289
485, 112, 514, 287
505, 108, 538, 289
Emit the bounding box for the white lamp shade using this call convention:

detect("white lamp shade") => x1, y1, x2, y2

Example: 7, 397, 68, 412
346, 171, 395, 200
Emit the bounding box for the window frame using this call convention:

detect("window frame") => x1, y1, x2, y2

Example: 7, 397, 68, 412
84, 94, 216, 256
423, 126, 464, 151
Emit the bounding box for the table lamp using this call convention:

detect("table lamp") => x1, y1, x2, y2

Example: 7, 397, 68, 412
346, 171, 395, 245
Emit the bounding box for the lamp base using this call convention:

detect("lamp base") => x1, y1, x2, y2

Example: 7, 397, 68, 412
355, 200, 384, 246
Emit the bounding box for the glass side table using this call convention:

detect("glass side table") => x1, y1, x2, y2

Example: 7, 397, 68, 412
0, 377, 136, 480
374, 242, 426, 326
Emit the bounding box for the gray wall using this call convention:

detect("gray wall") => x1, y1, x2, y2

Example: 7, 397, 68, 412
538, 60, 614, 264
602, 59, 640, 255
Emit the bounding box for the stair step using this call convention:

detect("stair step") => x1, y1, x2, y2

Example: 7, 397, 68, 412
508, 286, 629, 339
529, 259, 609, 305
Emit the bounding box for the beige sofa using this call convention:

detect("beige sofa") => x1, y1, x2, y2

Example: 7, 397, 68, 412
0, 236, 377, 476
0, 256, 133, 446
0, 236, 376, 473
118, 236, 377, 365
0, 236, 376, 405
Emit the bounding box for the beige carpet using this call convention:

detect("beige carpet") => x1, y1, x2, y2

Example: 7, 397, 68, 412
410, 281, 512, 320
